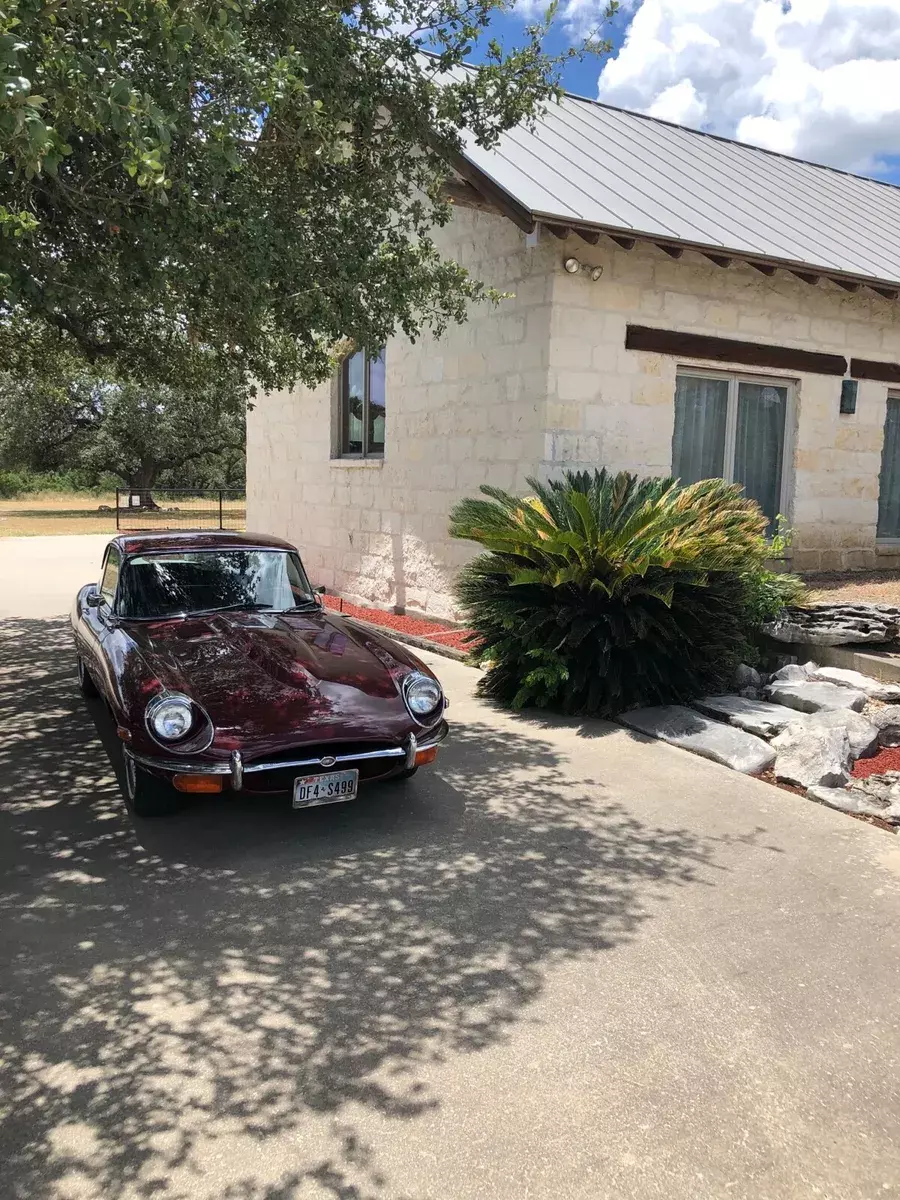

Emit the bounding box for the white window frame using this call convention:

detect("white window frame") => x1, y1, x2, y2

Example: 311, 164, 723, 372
673, 366, 797, 526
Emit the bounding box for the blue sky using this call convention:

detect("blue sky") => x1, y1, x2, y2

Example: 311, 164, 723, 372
467, 0, 900, 185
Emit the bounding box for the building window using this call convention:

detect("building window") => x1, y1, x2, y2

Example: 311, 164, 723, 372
338, 348, 385, 457
672, 371, 791, 528
877, 393, 900, 539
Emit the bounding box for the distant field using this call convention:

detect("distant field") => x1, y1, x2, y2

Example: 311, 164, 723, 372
0, 493, 246, 537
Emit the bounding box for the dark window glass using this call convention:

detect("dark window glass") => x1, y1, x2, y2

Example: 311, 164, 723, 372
878, 395, 900, 538
339, 347, 385, 457
117, 550, 315, 620
368, 350, 386, 454
99, 547, 121, 604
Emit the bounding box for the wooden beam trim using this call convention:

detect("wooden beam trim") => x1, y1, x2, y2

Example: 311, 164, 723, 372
704, 253, 732, 268
656, 243, 684, 259
750, 262, 777, 276
544, 223, 571, 240
872, 286, 899, 300
610, 235, 636, 250
625, 325, 847, 377
577, 229, 601, 245
441, 179, 499, 213
791, 271, 821, 286
836, 279, 861, 293
850, 357, 900, 384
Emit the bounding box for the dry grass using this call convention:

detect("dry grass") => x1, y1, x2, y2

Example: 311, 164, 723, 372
0, 493, 246, 537
804, 570, 900, 606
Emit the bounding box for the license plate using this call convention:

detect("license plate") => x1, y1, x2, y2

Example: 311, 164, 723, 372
293, 769, 359, 809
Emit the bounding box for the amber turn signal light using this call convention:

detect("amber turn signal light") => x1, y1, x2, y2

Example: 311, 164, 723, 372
414, 745, 439, 767
173, 774, 223, 794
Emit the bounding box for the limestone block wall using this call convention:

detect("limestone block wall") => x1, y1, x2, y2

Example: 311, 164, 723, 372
247, 207, 556, 620
543, 234, 900, 573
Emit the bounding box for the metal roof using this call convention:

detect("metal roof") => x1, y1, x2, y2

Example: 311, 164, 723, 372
458, 93, 900, 288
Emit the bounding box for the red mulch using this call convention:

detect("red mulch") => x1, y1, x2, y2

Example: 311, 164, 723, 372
323, 594, 477, 653
851, 746, 900, 779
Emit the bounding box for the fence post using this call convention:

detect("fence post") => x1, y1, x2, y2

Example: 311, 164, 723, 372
116, 489, 121, 531
218, 490, 224, 529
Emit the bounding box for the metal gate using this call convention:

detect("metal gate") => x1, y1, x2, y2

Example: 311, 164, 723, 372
116, 489, 246, 531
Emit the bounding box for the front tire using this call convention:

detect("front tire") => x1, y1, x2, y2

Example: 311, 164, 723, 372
76, 655, 100, 698
123, 754, 182, 818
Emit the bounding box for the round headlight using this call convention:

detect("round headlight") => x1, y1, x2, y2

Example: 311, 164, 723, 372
147, 695, 194, 741
404, 673, 443, 717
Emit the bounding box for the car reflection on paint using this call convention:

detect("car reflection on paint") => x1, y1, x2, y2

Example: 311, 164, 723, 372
71, 530, 449, 817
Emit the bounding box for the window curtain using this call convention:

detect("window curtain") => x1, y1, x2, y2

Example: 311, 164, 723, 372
878, 396, 900, 538
672, 375, 728, 484
734, 382, 787, 528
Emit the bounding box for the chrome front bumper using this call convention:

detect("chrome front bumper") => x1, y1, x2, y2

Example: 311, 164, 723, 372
125, 721, 450, 789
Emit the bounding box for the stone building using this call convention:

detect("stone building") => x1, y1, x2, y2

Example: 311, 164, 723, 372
248, 94, 900, 621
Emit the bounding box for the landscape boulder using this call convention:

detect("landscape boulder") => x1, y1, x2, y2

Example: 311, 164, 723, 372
618, 706, 775, 775
807, 774, 900, 825
809, 665, 900, 701
764, 604, 900, 646
692, 694, 803, 739
765, 680, 867, 714
733, 663, 762, 692
799, 707, 879, 760
770, 724, 851, 789
768, 662, 813, 684
868, 705, 900, 747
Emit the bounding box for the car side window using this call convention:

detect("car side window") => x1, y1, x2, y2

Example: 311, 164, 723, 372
99, 547, 121, 606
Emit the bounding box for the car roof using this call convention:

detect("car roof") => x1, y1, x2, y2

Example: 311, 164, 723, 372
111, 530, 299, 557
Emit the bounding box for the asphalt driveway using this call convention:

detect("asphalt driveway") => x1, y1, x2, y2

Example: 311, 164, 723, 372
1, 534, 899, 1200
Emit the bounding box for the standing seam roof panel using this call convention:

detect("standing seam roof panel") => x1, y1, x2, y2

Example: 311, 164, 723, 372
458, 93, 900, 285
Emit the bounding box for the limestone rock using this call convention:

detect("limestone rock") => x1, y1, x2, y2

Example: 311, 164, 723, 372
618, 705, 776, 775
799, 707, 879, 760
771, 724, 851, 789
868, 705, 900, 747
769, 663, 813, 684
692, 694, 804, 738
807, 776, 900, 824
764, 604, 900, 646
809, 665, 900, 702
733, 663, 762, 691
765, 680, 867, 714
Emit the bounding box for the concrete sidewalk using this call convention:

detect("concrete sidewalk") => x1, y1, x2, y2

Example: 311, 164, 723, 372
1, 533, 899, 1199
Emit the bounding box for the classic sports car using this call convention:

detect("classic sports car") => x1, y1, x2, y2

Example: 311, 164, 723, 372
71, 530, 449, 817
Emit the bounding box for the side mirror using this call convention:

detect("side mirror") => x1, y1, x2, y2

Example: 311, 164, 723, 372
315, 586, 327, 595
86, 591, 101, 608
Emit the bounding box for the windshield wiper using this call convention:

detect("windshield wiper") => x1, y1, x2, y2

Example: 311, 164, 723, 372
281, 601, 320, 613
189, 602, 276, 616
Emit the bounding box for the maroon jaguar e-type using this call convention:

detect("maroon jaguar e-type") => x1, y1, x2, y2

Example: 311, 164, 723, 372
71, 530, 449, 817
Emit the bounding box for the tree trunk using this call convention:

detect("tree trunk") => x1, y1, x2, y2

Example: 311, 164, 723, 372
125, 463, 159, 509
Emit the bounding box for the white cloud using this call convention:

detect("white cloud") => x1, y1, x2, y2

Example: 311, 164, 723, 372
516, 0, 619, 41
596, 0, 900, 175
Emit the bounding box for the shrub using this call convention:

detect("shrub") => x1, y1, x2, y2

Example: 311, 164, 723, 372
449, 469, 804, 717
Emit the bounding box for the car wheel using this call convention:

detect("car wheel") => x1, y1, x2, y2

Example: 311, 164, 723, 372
76, 655, 100, 698
122, 753, 182, 818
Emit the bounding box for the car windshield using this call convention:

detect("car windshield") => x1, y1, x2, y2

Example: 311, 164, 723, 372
116, 549, 316, 619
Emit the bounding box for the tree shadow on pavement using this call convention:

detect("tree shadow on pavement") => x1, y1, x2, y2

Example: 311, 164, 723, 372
2, 616, 721, 1200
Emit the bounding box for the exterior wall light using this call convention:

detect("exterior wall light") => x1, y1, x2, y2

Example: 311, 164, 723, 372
563, 257, 604, 281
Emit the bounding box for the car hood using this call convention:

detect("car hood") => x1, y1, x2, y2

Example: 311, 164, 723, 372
122, 609, 422, 748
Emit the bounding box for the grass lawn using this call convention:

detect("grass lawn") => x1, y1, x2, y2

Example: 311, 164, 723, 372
0, 493, 246, 537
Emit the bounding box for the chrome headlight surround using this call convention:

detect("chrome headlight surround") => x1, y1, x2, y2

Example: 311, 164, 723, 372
402, 671, 444, 725
144, 692, 214, 752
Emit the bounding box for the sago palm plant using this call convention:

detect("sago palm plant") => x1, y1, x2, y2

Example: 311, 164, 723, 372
449, 469, 795, 716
